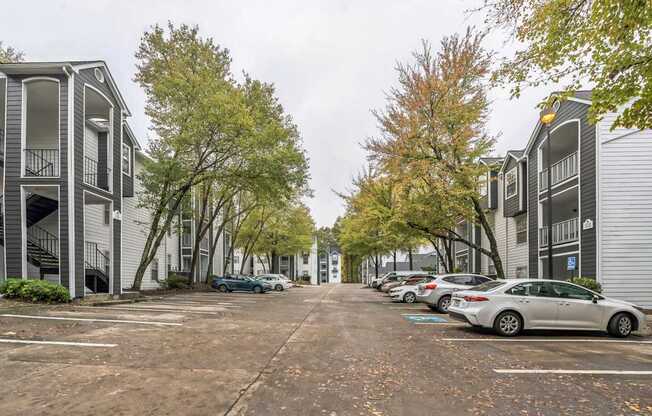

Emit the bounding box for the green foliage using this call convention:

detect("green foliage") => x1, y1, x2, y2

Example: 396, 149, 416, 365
0, 279, 69, 303
162, 274, 190, 290
569, 277, 602, 293
484, 0, 652, 129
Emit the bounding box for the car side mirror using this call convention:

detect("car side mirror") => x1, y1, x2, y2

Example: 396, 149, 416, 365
592, 295, 599, 304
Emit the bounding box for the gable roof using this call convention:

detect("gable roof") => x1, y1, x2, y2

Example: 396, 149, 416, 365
122, 122, 143, 151
0, 60, 131, 116
499, 149, 525, 172
522, 90, 592, 155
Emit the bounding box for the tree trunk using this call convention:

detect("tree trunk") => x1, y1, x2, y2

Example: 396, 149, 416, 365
374, 253, 379, 278
471, 197, 505, 279
430, 238, 448, 274
444, 238, 454, 273
408, 248, 413, 270
392, 250, 397, 272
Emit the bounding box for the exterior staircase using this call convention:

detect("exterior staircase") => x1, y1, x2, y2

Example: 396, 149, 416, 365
27, 225, 60, 279
85, 242, 110, 294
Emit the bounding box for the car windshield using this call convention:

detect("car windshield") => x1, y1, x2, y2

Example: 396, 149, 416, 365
468, 280, 506, 292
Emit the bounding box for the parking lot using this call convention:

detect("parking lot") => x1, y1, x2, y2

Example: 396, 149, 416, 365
1, 284, 652, 415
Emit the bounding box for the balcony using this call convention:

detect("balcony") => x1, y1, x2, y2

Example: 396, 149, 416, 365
539, 217, 579, 247
84, 156, 111, 191
25, 149, 59, 177
540, 152, 578, 190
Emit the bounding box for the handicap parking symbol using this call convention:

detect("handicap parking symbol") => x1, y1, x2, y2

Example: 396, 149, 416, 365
403, 315, 449, 323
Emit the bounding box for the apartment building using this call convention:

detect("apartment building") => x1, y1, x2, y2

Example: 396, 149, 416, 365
454, 91, 652, 307
232, 237, 319, 282
0, 60, 226, 297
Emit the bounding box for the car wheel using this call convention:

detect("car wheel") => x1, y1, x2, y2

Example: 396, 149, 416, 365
437, 295, 451, 313
217, 284, 228, 293
404, 292, 416, 304
275, 284, 283, 291
608, 312, 634, 338
253, 286, 263, 294
494, 311, 522, 337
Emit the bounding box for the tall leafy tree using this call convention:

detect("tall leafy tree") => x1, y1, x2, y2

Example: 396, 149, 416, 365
482, 0, 652, 128
131, 23, 250, 289
366, 30, 506, 278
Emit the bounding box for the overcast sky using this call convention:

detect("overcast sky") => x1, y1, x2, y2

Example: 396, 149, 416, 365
3, 0, 553, 227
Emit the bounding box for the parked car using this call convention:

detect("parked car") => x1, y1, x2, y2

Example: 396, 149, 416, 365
415, 274, 493, 312
447, 279, 647, 338
389, 275, 436, 303
370, 273, 390, 288
256, 274, 292, 291
375, 271, 426, 291
211, 275, 271, 293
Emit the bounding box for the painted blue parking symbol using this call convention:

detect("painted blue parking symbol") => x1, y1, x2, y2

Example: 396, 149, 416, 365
403, 315, 449, 323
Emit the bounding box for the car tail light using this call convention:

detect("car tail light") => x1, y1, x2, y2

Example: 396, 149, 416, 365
463, 295, 489, 302
424, 283, 437, 290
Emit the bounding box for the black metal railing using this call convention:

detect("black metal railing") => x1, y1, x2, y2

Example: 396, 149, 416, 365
25, 148, 59, 177
27, 225, 59, 260
85, 242, 110, 274
83, 156, 111, 190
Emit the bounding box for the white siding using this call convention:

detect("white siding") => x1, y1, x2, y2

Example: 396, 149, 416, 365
84, 204, 110, 255
506, 215, 528, 278
84, 125, 99, 162
598, 113, 652, 307
121, 156, 177, 290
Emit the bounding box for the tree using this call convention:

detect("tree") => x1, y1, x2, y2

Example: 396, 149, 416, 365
365, 30, 506, 278
246, 203, 316, 273
131, 23, 250, 289
0, 41, 24, 63
482, 0, 652, 129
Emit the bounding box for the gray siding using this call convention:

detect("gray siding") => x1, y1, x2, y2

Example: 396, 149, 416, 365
75, 67, 123, 295
121, 127, 134, 198
3, 74, 70, 285
503, 157, 521, 217
528, 100, 596, 279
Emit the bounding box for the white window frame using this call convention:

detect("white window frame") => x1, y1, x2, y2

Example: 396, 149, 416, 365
505, 167, 518, 199
515, 214, 527, 245
121, 142, 131, 176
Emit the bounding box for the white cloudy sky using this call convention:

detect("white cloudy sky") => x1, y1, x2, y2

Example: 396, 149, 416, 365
3, 0, 555, 227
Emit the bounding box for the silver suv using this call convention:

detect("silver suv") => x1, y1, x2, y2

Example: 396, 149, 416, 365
415, 274, 492, 312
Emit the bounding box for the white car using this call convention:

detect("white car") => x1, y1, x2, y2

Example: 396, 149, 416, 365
255, 274, 292, 291
389, 276, 436, 303
448, 279, 647, 338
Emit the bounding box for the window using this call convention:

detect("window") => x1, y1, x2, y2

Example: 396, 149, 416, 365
515, 215, 527, 244
104, 204, 110, 225
167, 254, 172, 272
94, 68, 105, 83
122, 143, 131, 176
151, 258, 159, 282
507, 282, 553, 297
505, 167, 518, 199
478, 173, 488, 197
233, 256, 240, 264
303, 253, 309, 265
472, 276, 491, 285
550, 282, 595, 301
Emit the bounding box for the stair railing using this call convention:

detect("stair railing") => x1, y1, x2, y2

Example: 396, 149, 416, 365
24, 149, 59, 177
27, 225, 59, 260
85, 242, 110, 294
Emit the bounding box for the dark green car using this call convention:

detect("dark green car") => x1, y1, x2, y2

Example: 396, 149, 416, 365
211, 275, 271, 293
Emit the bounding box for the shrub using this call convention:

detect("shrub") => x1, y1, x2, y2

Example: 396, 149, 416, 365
162, 274, 189, 290
0, 278, 70, 303
569, 277, 602, 293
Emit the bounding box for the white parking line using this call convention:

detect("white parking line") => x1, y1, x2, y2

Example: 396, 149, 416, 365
0, 339, 117, 347
142, 303, 241, 309
494, 369, 652, 375
390, 306, 429, 310
73, 306, 223, 315
0, 314, 181, 326
441, 338, 652, 344
400, 313, 437, 316
414, 322, 463, 326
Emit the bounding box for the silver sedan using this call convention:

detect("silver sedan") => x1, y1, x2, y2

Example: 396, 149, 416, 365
415, 274, 493, 312
448, 279, 648, 337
